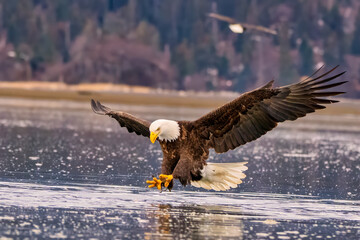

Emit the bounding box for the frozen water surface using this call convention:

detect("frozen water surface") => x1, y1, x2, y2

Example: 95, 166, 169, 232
0, 98, 359, 239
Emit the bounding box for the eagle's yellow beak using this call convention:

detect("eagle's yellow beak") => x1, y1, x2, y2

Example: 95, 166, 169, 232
150, 131, 159, 144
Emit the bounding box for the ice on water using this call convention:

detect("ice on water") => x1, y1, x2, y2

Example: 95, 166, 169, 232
0, 98, 359, 239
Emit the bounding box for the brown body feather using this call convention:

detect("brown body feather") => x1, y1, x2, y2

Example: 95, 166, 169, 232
159, 122, 209, 186
91, 66, 346, 188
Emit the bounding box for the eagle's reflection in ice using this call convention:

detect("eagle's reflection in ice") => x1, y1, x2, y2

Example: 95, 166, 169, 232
144, 204, 244, 239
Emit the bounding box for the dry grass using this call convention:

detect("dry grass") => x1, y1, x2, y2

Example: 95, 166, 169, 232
0, 81, 232, 108
0, 81, 359, 115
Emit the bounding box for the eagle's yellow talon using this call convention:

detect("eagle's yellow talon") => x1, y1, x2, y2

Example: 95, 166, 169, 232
146, 177, 162, 190
159, 174, 173, 188
147, 174, 173, 191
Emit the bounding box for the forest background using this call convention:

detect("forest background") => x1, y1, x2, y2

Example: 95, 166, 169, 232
0, 0, 358, 98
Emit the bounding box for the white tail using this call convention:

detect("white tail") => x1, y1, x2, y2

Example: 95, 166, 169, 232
191, 162, 248, 191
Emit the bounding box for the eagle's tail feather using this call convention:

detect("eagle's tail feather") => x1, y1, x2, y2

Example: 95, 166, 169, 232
191, 162, 248, 191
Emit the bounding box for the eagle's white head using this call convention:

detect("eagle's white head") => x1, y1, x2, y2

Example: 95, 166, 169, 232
149, 119, 180, 143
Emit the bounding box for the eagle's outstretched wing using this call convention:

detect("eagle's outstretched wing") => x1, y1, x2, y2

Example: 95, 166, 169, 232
193, 66, 346, 153
208, 13, 237, 24
240, 23, 277, 35
208, 13, 277, 35
91, 99, 150, 138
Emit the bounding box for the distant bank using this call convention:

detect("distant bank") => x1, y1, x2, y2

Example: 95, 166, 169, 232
0, 81, 359, 115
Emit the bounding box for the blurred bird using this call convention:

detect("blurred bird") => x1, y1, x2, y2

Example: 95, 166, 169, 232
208, 12, 277, 35
91, 66, 345, 192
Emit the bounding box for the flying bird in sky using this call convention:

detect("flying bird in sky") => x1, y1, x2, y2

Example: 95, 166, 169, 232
91, 66, 345, 191
208, 12, 277, 35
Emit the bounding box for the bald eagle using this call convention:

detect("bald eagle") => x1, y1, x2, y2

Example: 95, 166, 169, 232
208, 12, 277, 35
91, 66, 346, 191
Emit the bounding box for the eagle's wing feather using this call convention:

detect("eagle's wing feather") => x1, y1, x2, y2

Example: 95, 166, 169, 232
207, 13, 237, 24
240, 22, 277, 35
91, 99, 150, 137
193, 66, 346, 153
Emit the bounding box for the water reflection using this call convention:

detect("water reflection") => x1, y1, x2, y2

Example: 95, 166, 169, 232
0, 181, 359, 239
145, 204, 244, 239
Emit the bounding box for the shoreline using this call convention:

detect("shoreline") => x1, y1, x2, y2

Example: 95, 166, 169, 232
0, 82, 359, 115
0, 82, 238, 109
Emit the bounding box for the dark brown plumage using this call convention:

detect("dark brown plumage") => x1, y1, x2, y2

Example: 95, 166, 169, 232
91, 99, 150, 137
91, 66, 346, 191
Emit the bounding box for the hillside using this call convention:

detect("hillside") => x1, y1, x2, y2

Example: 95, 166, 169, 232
0, 0, 358, 97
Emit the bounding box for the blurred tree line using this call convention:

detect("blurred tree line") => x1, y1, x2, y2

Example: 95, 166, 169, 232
0, 0, 358, 96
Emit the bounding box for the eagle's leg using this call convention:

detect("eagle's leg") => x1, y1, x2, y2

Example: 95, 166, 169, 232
146, 177, 162, 190
159, 174, 173, 188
